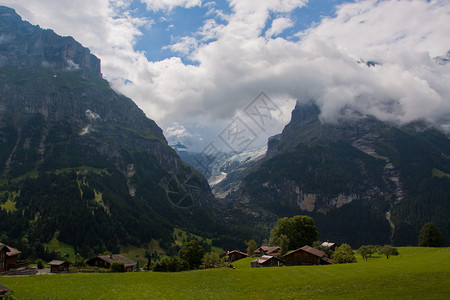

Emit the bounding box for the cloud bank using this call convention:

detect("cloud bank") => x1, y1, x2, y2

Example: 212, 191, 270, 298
2, 0, 450, 150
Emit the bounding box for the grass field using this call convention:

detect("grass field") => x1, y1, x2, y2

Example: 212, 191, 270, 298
1, 247, 449, 299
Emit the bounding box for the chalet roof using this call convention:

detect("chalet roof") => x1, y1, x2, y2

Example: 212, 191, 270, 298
96, 254, 137, 267
0, 242, 22, 257
252, 255, 284, 264
255, 246, 280, 254
301, 245, 325, 257
227, 250, 248, 256
321, 257, 333, 264
282, 245, 326, 259
0, 283, 13, 296
48, 260, 69, 266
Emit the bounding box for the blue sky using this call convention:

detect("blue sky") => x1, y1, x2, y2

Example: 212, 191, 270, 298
1, 0, 450, 152
130, 0, 354, 63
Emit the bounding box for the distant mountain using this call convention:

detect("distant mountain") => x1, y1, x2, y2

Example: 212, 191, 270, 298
177, 146, 267, 198
0, 6, 223, 258
222, 101, 450, 247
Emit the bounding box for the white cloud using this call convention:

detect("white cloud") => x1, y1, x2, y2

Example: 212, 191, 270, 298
265, 17, 294, 38
141, 0, 202, 11
2, 0, 450, 151
165, 122, 192, 139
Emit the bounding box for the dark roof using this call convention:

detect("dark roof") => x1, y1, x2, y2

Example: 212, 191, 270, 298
227, 250, 248, 256
0, 284, 13, 296
0, 242, 22, 257
300, 245, 325, 257
251, 255, 284, 265
48, 260, 69, 266
95, 254, 136, 267
282, 245, 326, 259
255, 246, 280, 254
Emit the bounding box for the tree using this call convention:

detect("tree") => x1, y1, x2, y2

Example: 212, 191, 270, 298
418, 222, 445, 247
110, 261, 125, 272
270, 215, 319, 250
202, 251, 220, 268
331, 244, 356, 264
246, 240, 258, 256
378, 245, 399, 259
357, 245, 376, 261
179, 240, 204, 270
279, 234, 290, 256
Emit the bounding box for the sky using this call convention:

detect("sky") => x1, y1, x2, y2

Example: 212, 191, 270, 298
1, 0, 450, 152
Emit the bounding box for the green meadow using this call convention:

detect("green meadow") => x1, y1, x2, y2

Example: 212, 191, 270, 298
1, 247, 449, 299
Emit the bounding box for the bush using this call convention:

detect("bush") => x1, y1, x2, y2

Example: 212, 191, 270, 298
418, 222, 445, 247
110, 261, 125, 272
153, 256, 189, 272
37, 260, 44, 269
332, 243, 356, 264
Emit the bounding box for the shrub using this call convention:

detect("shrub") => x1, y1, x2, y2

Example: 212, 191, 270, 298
332, 243, 356, 264
110, 261, 125, 272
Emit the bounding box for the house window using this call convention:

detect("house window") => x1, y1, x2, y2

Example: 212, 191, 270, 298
0, 253, 5, 259
0, 261, 4, 268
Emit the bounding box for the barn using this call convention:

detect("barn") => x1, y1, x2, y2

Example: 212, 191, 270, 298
282, 245, 332, 266
251, 255, 284, 268
48, 260, 70, 273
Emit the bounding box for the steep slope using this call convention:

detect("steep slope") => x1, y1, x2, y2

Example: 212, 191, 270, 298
224, 101, 450, 247
0, 6, 219, 258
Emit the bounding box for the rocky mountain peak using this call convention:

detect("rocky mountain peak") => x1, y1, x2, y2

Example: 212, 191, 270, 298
0, 6, 100, 77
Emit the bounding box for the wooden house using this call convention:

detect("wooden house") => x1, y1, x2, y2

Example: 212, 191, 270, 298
251, 255, 284, 268
0, 284, 13, 298
226, 250, 248, 262
282, 245, 332, 266
253, 246, 280, 257
48, 260, 70, 273
87, 254, 136, 272
0, 243, 22, 273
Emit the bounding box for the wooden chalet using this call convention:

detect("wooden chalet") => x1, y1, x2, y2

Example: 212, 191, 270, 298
48, 260, 70, 273
0, 243, 22, 273
0, 284, 13, 298
87, 254, 136, 272
282, 245, 332, 266
253, 246, 280, 257
251, 255, 284, 268
226, 250, 248, 262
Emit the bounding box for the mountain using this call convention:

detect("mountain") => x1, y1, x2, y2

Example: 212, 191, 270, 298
222, 101, 450, 247
0, 6, 223, 259
177, 146, 267, 198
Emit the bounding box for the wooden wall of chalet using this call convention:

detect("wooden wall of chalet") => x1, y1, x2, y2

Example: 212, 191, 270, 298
284, 250, 321, 266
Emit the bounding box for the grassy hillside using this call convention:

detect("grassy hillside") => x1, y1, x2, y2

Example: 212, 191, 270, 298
1, 247, 449, 299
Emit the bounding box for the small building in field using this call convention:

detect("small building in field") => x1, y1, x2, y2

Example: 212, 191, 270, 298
251, 255, 284, 268
321, 242, 338, 251
282, 245, 332, 266
0, 243, 22, 273
0, 284, 14, 298
87, 254, 136, 272
253, 246, 280, 257
226, 250, 248, 262
48, 260, 70, 273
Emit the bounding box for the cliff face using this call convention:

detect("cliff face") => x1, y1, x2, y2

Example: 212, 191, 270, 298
224, 101, 450, 247
0, 6, 218, 257
0, 6, 100, 76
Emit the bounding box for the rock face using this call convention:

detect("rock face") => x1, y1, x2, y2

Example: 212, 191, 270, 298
223, 101, 450, 247
0, 6, 217, 257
